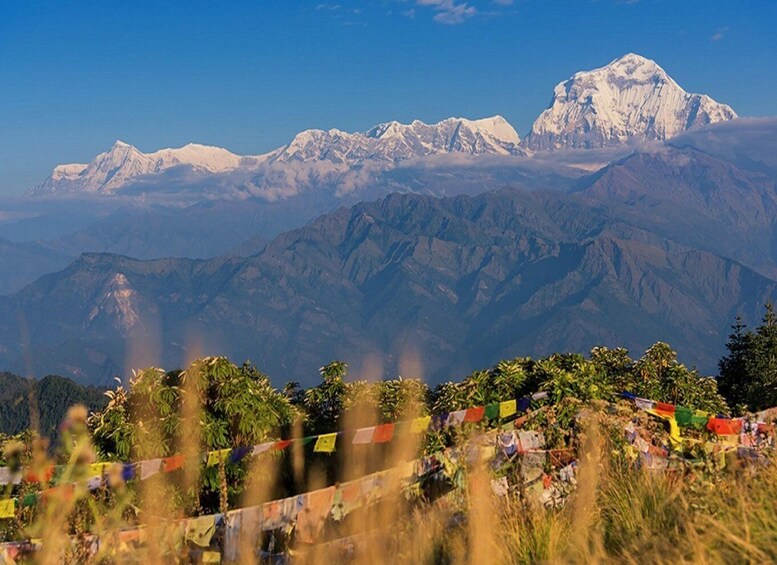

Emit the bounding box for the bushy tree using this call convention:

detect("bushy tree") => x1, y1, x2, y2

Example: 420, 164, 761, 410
89, 357, 293, 460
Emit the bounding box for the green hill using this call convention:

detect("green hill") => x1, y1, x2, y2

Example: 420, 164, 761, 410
0, 372, 107, 440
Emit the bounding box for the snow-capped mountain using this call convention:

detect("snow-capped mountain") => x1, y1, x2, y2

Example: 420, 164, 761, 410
28, 54, 740, 197
29, 116, 523, 197
267, 115, 523, 164
29, 141, 252, 195
522, 53, 737, 151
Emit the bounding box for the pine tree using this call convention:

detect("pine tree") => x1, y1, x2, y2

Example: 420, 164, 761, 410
750, 302, 777, 410
717, 315, 751, 412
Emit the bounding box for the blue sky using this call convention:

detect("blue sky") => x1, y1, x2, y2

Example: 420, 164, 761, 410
0, 0, 775, 195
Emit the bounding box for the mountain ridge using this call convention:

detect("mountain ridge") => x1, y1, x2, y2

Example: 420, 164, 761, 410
28, 54, 738, 199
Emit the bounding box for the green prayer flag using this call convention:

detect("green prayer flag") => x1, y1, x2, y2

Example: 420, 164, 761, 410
485, 404, 499, 420
675, 406, 693, 426
314, 433, 337, 453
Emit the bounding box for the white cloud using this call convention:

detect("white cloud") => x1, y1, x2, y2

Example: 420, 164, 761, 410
416, 0, 477, 25
711, 26, 729, 42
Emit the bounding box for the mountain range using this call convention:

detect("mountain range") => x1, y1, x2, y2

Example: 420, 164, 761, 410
0, 53, 774, 386
2, 132, 777, 385
28, 54, 734, 200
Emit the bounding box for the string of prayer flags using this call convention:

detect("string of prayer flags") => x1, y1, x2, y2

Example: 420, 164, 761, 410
314, 433, 338, 453
373, 423, 395, 443
499, 399, 517, 418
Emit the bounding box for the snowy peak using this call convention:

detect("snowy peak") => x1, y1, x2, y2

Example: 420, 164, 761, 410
29, 141, 248, 195
269, 115, 523, 164
523, 53, 738, 150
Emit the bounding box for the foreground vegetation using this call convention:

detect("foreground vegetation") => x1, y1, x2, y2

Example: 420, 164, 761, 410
0, 308, 776, 562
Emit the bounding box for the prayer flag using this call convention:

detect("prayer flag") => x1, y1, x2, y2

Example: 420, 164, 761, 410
122, 464, 136, 482
655, 402, 675, 416
447, 410, 467, 427
463, 406, 484, 423
229, 446, 251, 463
635, 398, 655, 411
252, 442, 273, 456
691, 410, 710, 428
707, 418, 741, 435
674, 406, 693, 426
532, 391, 549, 401
297, 486, 336, 544
88, 462, 110, 478
0, 468, 20, 486
516, 396, 531, 412
484, 403, 499, 420
410, 416, 431, 433
185, 515, 216, 548
499, 399, 517, 418
0, 499, 14, 518
162, 455, 185, 473
352, 427, 375, 445
206, 449, 231, 467
272, 439, 293, 451
140, 458, 162, 480
373, 423, 395, 443
314, 433, 337, 453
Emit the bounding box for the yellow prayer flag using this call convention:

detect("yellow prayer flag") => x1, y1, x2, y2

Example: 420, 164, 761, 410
499, 399, 517, 418
0, 499, 14, 518
314, 433, 338, 453
206, 449, 231, 467
88, 462, 110, 478
410, 416, 431, 434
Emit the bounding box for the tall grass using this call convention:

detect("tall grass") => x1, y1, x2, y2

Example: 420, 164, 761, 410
1, 383, 776, 563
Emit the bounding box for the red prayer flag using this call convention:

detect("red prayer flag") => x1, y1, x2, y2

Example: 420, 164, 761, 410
655, 402, 675, 416
373, 423, 395, 443
25, 465, 54, 484
162, 454, 185, 473
707, 418, 741, 435
464, 407, 484, 423
272, 439, 293, 451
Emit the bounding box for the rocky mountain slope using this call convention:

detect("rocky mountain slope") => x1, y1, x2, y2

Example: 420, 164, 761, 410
2, 164, 775, 384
